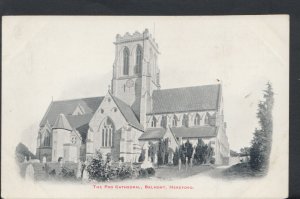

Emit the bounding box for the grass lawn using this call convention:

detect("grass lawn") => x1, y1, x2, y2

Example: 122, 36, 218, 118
153, 163, 267, 180
221, 163, 266, 179
154, 165, 214, 180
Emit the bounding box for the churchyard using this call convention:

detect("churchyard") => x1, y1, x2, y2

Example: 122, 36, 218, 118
19, 138, 222, 182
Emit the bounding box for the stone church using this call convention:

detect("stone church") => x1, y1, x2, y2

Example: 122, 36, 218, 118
36, 29, 230, 165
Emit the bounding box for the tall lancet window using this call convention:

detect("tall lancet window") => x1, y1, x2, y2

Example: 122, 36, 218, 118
151, 116, 157, 127
172, 115, 178, 127
37, 132, 41, 147
204, 113, 209, 125
135, 45, 143, 74
194, 113, 201, 126
123, 47, 129, 75
100, 117, 114, 147
182, 114, 189, 127
43, 130, 51, 147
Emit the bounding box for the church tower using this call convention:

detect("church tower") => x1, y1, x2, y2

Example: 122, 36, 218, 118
111, 29, 160, 127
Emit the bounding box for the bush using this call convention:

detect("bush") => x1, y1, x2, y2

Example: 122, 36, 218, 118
138, 167, 155, 178
117, 164, 135, 180
146, 168, 155, 176
86, 150, 135, 181
139, 169, 148, 178
60, 167, 76, 180
49, 169, 56, 177
87, 151, 114, 181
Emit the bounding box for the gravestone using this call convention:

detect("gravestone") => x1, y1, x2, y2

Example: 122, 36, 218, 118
82, 170, 88, 181
76, 161, 82, 179
42, 156, 46, 163
185, 157, 188, 170
168, 148, 174, 164
178, 159, 181, 171
141, 142, 153, 169
82, 162, 89, 182
25, 164, 34, 181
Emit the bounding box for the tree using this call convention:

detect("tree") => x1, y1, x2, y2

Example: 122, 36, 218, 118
164, 138, 170, 164
250, 82, 274, 171
185, 140, 193, 164
173, 148, 180, 166
15, 142, 36, 163
179, 143, 187, 164
157, 139, 167, 166
205, 144, 214, 164
194, 138, 206, 164
193, 138, 214, 164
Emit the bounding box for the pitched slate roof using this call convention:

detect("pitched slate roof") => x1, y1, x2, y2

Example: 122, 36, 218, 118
66, 114, 94, 129
139, 128, 166, 140
52, 114, 73, 131
150, 84, 221, 114
65, 114, 94, 143
40, 96, 104, 127
170, 126, 218, 138
111, 94, 144, 131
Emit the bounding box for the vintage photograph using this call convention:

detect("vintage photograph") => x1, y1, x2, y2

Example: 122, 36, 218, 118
2, 16, 288, 198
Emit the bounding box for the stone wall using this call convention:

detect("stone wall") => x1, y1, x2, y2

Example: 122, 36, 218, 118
36, 147, 52, 162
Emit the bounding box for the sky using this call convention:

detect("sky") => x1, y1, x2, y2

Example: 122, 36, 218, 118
2, 15, 289, 153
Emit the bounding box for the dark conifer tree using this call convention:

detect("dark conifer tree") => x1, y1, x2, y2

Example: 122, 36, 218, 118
250, 82, 274, 171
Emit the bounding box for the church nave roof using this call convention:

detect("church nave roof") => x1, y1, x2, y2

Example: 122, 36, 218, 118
150, 84, 221, 114
40, 96, 104, 127
170, 126, 218, 138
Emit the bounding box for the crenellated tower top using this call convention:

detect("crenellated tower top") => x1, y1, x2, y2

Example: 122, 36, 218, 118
114, 29, 159, 53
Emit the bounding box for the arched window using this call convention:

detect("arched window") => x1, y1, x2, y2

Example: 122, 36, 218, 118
172, 115, 178, 127
161, 115, 167, 128
102, 129, 105, 146
151, 116, 157, 127
37, 133, 41, 147
204, 113, 209, 125
123, 47, 129, 75
43, 130, 50, 147
135, 45, 143, 74
194, 113, 201, 126
105, 127, 108, 147
100, 117, 114, 147
182, 114, 189, 127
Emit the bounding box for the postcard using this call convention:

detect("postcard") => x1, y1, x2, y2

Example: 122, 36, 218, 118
2, 15, 289, 198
